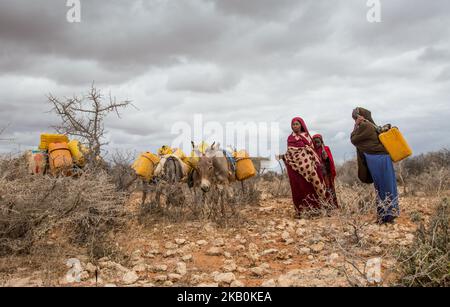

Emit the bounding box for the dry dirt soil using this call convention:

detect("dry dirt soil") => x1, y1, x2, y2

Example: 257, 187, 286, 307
0, 184, 447, 287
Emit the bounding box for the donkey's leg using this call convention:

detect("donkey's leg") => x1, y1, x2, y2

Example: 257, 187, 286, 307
204, 190, 213, 219
224, 184, 232, 204
141, 179, 148, 206
223, 183, 234, 217
217, 184, 226, 217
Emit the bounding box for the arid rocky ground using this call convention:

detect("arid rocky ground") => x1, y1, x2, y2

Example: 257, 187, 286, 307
1, 180, 446, 287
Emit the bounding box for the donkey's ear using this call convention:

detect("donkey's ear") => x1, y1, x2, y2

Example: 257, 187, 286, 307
205, 145, 215, 158
210, 142, 220, 151
191, 141, 195, 149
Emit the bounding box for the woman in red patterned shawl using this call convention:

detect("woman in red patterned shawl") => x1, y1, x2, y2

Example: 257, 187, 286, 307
312, 134, 339, 208
281, 117, 327, 217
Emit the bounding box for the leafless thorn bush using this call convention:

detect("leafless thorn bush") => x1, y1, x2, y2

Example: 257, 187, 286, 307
260, 172, 291, 198
47, 83, 134, 167
336, 159, 361, 187
0, 159, 128, 261
0, 153, 29, 181
407, 167, 450, 197
395, 198, 449, 287
324, 183, 386, 286
397, 149, 449, 196
231, 177, 261, 206
329, 183, 376, 246
108, 149, 138, 192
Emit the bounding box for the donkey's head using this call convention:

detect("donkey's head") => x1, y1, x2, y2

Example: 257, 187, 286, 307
192, 142, 220, 192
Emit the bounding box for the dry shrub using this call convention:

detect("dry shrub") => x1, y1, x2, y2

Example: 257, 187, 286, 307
0, 153, 29, 180
327, 184, 387, 287
261, 171, 279, 181
261, 171, 291, 198
402, 149, 450, 177
108, 149, 138, 192
336, 159, 360, 186
138, 178, 259, 226
331, 183, 376, 246
139, 182, 187, 223
397, 198, 449, 287
0, 155, 127, 260
396, 149, 449, 196
231, 177, 261, 206
405, 166, 450, 197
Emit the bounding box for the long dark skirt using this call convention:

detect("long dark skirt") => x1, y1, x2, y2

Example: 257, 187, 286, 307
286, 164, 322, 213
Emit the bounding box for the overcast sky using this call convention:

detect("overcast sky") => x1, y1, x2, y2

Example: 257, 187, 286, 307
0, 0, 449, 166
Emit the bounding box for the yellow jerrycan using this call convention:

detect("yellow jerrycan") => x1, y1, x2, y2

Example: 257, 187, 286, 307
132, 152, 161, 180
233, 150, 256, 181
379, 127, 412, 162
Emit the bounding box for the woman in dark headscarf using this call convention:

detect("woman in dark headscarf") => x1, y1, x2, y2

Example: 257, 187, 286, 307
312, 134, 338, 208
281, 117, 327, 217
350, 107, 399, 224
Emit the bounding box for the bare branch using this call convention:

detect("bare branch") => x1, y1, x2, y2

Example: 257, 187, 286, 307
47, 84, 132, 165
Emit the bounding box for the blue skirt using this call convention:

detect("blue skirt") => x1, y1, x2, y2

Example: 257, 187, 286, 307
364, 153, 400, 222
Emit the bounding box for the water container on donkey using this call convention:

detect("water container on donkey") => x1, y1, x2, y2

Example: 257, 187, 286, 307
48, 142, 73, 176
132, 152, 161, 181
233, 150, 256, 181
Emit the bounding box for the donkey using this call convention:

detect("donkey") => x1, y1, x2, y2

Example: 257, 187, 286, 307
140, 154, 188, 205
190, 142, 235, 215
157, 155, 185, 184
124, 154, 187, 206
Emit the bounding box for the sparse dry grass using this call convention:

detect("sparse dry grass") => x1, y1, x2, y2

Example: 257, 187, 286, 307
396, 198, 449, 287
0, 150, 448, 287
0, 154, 128, 261
137, 178, 261, 227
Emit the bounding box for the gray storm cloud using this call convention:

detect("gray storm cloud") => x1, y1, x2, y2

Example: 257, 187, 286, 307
0, 0, 449, 164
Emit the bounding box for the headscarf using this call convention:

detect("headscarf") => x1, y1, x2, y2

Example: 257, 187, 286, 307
288, 117, 312, 148
312, 134, 325, 157
352, 107, 376, 125
312, 134, 337, 180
